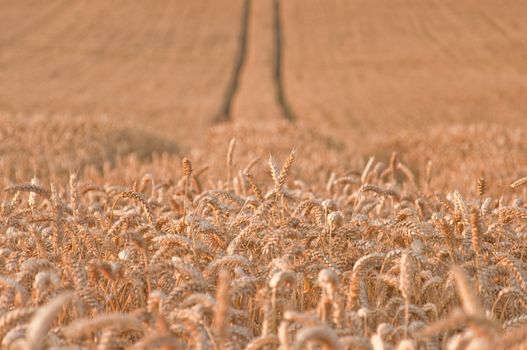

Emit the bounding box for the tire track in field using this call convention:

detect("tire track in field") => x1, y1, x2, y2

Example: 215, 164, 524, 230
215, 0, 251, 122
217, 0, 295, 122
272, 0, 295, 121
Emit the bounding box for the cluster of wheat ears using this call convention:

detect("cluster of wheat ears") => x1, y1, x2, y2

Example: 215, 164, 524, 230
3, 137, 527, 350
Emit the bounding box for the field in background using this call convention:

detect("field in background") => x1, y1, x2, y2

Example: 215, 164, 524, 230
0, 0, 243, 143
2, 1, 527, 349
3, 1, 527, 150
282, 0, 527, 143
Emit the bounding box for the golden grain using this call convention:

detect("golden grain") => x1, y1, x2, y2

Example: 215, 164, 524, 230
1, 123, 527, 350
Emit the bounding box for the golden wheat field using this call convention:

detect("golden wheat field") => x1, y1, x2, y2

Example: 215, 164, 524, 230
3, 1, 527, 349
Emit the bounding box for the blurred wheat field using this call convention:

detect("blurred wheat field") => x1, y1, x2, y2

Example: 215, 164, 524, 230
2, 1, 527, 349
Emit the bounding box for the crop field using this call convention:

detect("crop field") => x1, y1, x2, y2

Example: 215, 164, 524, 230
2, 1, 527, 349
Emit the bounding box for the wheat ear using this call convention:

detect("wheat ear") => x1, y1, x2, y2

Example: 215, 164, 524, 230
25, 291, 73, 350
292, 326, 342, 350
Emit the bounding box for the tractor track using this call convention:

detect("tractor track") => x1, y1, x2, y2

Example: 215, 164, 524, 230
216, 0, 295, 122
215, 0, 251, 122
272, 0, 295, 121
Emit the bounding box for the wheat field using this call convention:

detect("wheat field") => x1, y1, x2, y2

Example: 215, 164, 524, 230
3, 1, 527, 349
